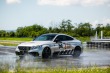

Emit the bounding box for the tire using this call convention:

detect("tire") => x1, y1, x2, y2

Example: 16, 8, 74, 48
42, 47, 51, 59
72, 47, 81, 57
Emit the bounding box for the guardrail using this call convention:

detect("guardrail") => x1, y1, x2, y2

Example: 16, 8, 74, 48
87, 42, 110, 49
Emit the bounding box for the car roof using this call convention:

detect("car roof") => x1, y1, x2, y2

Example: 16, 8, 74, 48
42, 33, 75, 40
43, 33, 74, 38
44, 33, 66, 35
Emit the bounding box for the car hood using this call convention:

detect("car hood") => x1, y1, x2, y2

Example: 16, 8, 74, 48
18, 41, 53, 47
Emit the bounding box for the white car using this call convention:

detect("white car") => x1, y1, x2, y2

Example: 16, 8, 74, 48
15, 33, 83, 58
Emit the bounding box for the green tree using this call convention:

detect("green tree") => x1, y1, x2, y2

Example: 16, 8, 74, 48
0, 30, 6, 37
59, 19, 74, 34
75, 23, 93, 37
9, 31, 15, 37
16, 27, 24, 37
16, 24, 48, 37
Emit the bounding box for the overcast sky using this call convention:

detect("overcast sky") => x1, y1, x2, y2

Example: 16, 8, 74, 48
0, 0, 110, 30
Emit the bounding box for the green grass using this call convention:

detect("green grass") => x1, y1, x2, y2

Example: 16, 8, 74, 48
0, 42, 18, 46
14, 67, 110, 73
0, 66, 110, 73
0, 37, 32, 41
0, 37, 33, 46
76, 37, 90, 42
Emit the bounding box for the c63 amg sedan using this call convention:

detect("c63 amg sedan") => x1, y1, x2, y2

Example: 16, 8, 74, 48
15, 33, 83, 58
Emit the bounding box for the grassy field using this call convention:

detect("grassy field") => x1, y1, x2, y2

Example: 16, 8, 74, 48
76, 37, 90, 42
0, 66, 110, 73
0, 37, 32, 41
0, 37, 33, 46
0, 42, 18, 46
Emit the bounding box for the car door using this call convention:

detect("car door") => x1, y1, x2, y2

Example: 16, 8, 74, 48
54, 35, 65, 51
62, 35, 74, 50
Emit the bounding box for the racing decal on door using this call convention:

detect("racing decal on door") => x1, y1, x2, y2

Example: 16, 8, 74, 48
64, 43, 71, 49
59, 43, 63, 49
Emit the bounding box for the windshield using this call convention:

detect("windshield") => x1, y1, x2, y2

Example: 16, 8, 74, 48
34, 34, 57, 41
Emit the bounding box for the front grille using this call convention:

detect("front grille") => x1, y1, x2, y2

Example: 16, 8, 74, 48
18, 46, 31, 54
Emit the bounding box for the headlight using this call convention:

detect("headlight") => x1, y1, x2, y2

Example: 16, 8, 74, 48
15, 47, 20, 52
32, 45, 42, 49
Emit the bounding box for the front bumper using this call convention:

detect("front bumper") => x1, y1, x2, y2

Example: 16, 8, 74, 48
15, 46, 43, 57
15, 51, 24, 55
15, 51, 39, 56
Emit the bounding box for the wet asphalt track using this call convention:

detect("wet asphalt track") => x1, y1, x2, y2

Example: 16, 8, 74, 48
0, 46, 110, 68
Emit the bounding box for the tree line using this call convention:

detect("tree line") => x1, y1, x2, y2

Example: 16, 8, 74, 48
0, 20, 110, 38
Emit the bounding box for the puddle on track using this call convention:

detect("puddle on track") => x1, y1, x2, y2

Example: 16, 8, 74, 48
0, 48, 110, 69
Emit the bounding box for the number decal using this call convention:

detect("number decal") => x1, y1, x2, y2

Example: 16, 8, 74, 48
65, 43, 71, 49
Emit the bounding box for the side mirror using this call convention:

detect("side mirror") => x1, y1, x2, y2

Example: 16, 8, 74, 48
54, 39, 60, 43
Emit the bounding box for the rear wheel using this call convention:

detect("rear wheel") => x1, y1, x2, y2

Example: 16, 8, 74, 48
72, 46, 81, 57
42, 47, 51, 59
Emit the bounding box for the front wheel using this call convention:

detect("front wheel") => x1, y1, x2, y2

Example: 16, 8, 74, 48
72, 47, 81, 57
42, 47, 51, 59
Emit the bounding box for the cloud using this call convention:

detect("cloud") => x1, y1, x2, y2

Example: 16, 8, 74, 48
37, 0, 110, 7
5, 0, 110, 6
37, 0, 78, 6
102, 18, 110, 25
81, 0, 109, 6
91, 18, 110, 28
6, 0, 21, 4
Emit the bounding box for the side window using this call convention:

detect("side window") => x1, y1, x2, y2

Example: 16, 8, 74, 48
54, 35, 74, 42
55, 35, 65, 41
56, 35, 63, 41
65, 36, 74, 41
